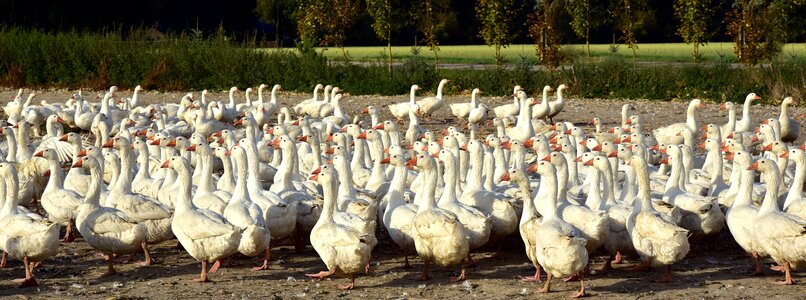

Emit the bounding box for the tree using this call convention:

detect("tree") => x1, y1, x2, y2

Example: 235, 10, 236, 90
528, 0, 563, 68
296, 0, 359, 59
726, 0, 797, 65
476, 0, 516, 66
255, 0, 299, 47
411, 0, 457, 68
673, 0, 712, 61
366, 0, 402, 71
565, 0, 600, 57
610, 0, 654, 61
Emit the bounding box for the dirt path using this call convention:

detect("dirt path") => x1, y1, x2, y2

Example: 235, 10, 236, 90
0, 88, 804, 299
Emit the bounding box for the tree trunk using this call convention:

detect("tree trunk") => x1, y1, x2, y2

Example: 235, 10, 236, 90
387, 30, 392, 73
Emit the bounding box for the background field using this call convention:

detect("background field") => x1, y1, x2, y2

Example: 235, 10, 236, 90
311, 43, 806, 65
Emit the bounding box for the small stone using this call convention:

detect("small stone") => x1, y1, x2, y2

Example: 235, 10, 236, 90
287, 276, 297, 282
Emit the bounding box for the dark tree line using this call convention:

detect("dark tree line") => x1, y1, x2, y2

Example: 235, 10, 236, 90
2, 0, 805, 65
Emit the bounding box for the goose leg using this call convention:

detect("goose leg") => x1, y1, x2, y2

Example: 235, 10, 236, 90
613, 251, 623, 264
570, 274, 587, 298
537, 273, 553, 293
602, 253, 617, 271
252, 249, 270, 271
337, 275, 355, 290
139, 241, 154, 266
100, 257, 117, 277
771, 262, 795, 285
62, 221, 76, 243
415, 260, 432, 281
0, 251, 7, 268
192, 261, 209, 283
522, 265, 543, 282
627, 260, 651, 272
13, 256, 37, 287
750, 252, 765, 276
208, 259, 223, 273
403, 255, 412, 269
654, 265, 673, 282
450, 259, 467, 282
305, 268, 336, 280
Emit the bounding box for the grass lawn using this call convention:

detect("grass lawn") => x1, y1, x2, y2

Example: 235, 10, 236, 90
299, 43, 806, 64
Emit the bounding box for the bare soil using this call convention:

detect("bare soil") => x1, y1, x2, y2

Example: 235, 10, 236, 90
0, 88, 804, 299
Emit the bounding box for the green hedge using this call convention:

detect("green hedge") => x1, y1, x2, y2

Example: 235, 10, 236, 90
0, 28, 804, 103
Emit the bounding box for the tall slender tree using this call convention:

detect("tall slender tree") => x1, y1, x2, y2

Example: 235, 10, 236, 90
726, 0, 794, 65
366, 0, 402, 71
610, 0, 654, 61
255, 0, 298, 47
411, 0, 456, 68
565, 0, 597, 57
529, 0, 563, 68
673, 0, 712, 61
476, 0, 516, 66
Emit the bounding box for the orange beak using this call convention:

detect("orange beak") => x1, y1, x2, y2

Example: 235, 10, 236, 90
43, 170, 51, 177
750, 135, 760, 143
526, 164, 538, 173
72, 159, 84, 168
160, 160, 169, 168
625, 119, 632, 125
57, 117, 65, 123
592, 144, 602, 151
213, 131, 223, 137
499, 172, 511, 182
309, 173, 319, 181
167, 139, 177, 147
187, 144, 197, 152
150, 139, 161, 145
358, 132, 367, 139
660, 157, 670, 164
297, 135, 309, 142
102, 140, 114, 148
762, 143, 773, 151
697, 142, 706, 149
326, 134, 334, 142
501, 141, 512, 150
574, 156, 583, 162
225, 148, 233, 156
373, 123, 385, 130
381, 157, 391, 164
650, 144, 659, 151
311, 166, 321, 174
660, 147, 668, 154
747, 161, 759, 170
34, 151, 44, 157
383, 148, 390, 154
623, 136, 632, 143
59, 134, 69, 142
233, 119, 244, 126
362, 107, 369, 114
292, 119, 300, 126
780, 151, 790, 159
584, 159, 594, 166
405, 157, 418, 169
725, 152, 735, 161
325, 147, 335, 154
459, 144, 468, 151
607, 151, 618, 158
523, 139, 534, 148
266, 127, 275, 135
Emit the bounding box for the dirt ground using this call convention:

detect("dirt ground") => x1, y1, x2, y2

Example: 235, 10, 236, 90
0, 87, 804, 299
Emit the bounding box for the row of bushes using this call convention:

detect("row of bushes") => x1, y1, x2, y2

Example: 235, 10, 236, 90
1, 28, 804, 103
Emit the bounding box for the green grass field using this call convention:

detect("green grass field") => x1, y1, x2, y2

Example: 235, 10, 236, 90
304, 43, 806, 64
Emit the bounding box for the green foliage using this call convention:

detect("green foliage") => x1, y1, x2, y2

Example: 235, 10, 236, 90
528, 0, 563, 68
411, 0, 457, 67
726, 0, 800, 66
673, 0, 712, 61
565, 0, 605, 57
476, 0, 516, 66
610, 0, 655, 60
366, 0, 404, 70
1, 28, 804, 101
254, 0, 298, 46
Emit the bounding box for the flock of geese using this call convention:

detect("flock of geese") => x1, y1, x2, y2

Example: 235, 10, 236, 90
0, 81, 804, 297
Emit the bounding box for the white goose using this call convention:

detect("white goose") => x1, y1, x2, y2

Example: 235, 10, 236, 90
390, 85, 421, 120
224, 146, 272, 270
35, 149, 82, 242
724, 151, 767, 275
417, 79, 450, 118
652, 99, 704, 146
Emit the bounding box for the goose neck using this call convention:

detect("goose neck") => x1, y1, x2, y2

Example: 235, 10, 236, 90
759, 169, 781, 214
173, 163, 194, 214
418, 166, 439, 212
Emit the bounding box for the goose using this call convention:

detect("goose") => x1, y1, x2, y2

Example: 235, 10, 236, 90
735, 93, 761, 133
381, 154, 418, 267
293, 84, 325, 115
748, 158, 806, 285
626, 153, 690, 282
187, 140, 229, 215
213, 146, 236, 193
585, 155, 636, 270
409, 153, 470, 281
417, 79, 450, 118
501, 167, 543, 282
506, 91, 535, 143
390, 85, 421, 120
532, 85, 553, 120
778, 97, 800, 143
164, 156, 241, 282
268, 136, 320, 237
224, 146, 272, 270
73, 156, 147, 277
661, 145, 725, 240
436, 150, 492, 260
528, 160, 588, 297
0, 163, 60, 287
35, 149, 82, 242
546, 84, 568, 123
780, 149, 806, 219
493, 85, 523, 119
104, 136, 174, 265
724, 151, 767, 275
131, 138, 163, 199
306, 165, 372, 290
467, 96, 489, 126
720, 101, 737, 138
652, 99, 704, 146
450, 88, 481, 119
